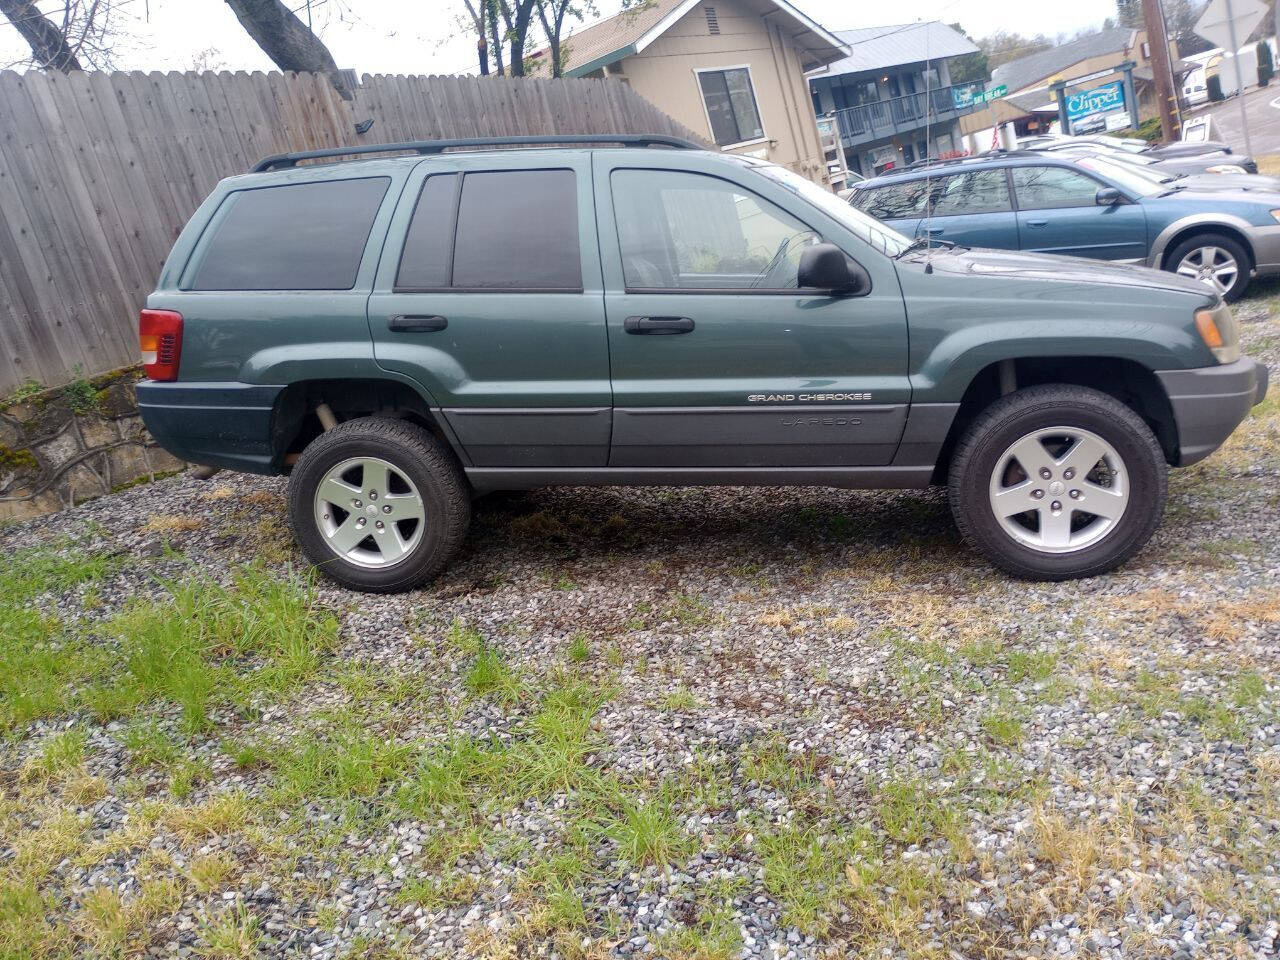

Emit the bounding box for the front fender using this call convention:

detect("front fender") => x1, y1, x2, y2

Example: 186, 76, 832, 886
1148, 212, 1257, 268
913, 319, 1202, 402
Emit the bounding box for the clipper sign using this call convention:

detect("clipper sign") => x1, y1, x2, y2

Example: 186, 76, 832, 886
1065, 81, 1126, 133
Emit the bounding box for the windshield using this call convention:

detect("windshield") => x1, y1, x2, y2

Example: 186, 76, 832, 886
1073, 155, 1165, 195
737, 158, 911, 256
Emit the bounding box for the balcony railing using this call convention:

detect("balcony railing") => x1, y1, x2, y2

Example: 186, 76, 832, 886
830, 83, 984, 147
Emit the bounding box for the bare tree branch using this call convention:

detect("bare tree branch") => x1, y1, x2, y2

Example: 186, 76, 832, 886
223, 0, 354, 99
0, 0, 84, 71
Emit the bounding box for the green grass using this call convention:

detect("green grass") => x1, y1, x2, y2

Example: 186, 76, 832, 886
758, 822, 878, 936
661, 686, 701, 711
875, 777, 962, 847
0, 548, 121, 732
25, 729, 87, 780
980, 709, 1025, 746
0, 557, 337, 736
463, 646, 522, 702
600, 787, 690, 867
396, 679, 609, 817
566, 631, 590, 663
742, 734, 824, 797
271, 721, 415, 804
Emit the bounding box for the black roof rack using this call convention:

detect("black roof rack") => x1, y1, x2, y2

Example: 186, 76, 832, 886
250, 134, 703, 173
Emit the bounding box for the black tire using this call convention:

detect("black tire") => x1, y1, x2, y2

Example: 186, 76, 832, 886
1164, 231, 1252, 302
287, 417, 470, 593
948, 385, 1167, 581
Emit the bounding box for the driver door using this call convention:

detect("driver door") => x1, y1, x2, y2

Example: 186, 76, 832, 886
594, 157, 910, 467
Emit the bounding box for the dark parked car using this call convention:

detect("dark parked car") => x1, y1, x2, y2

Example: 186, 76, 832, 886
850, 152, 1280, 300
1031, 139, 1258, 176
138, 136, 1266, 591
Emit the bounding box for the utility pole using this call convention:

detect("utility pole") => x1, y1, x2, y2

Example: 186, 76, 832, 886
1142, 0, 1181, 141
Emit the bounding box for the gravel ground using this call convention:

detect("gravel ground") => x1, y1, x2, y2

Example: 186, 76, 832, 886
2, 287, 1278, 960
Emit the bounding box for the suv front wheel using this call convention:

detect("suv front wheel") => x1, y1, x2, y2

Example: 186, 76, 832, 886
948, 385, 1167, 580
288, 417, 471, 593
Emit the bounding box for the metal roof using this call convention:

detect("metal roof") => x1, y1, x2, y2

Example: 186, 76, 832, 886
991, 28, 1136, 95
808, 22, 978, 78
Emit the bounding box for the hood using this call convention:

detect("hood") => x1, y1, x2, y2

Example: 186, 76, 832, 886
1147, 183, 1280, 206
1158, 172, 1280, 192
907, 246, 1216, 298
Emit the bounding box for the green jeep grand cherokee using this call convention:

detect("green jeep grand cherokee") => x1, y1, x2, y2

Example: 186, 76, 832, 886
137, 135, 1269, 592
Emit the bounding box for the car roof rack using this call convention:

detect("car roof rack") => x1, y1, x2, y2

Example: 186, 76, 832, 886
250, 134, 703, 173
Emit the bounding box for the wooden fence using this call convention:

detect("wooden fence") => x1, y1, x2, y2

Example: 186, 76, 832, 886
0, 70, 704, 395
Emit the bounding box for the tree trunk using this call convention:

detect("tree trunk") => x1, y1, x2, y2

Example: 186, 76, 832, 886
488, 1, 505, 74
536, 0, 569, 77
462, 0, 491, 74
498, 0, 537, 77
0, 0, 84, 71
222, 0, 353, 99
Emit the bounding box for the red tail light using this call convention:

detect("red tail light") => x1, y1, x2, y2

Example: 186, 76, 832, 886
139, 309, 183, 381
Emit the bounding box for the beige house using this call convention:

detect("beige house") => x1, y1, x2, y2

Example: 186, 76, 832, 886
530, 0, 849, 184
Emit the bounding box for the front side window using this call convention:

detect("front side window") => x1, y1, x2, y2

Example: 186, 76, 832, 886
612, 169, 819, 290
857, 180, 933, 221
930, 170, 1012, 217
1011, 166, 1102, 210
395, 169, 581, 291
190, 177, 389, 291
697, 67, 765, 147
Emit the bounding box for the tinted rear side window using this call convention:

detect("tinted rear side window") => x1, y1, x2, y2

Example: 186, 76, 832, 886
858, 180, 933, 220
190, 177, 389, 290
396, 174, 460, 289
930, 170, 1012, 217
452, 170, 581, 290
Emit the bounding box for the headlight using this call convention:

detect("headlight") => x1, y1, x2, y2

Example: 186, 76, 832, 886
1195, 304, 1240, 363
1272, 209, 1280, 224
1205, 164, 1247, 174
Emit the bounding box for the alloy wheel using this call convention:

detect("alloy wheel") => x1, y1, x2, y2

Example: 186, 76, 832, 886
987, 426, 1129, 554
1175, 245, 1239, 296
312, 456, 425, 568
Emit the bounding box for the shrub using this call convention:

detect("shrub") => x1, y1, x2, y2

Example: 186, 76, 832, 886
1258, 41, 1274, 87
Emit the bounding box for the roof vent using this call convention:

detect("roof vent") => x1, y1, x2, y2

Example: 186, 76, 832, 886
705, 6, 720, 35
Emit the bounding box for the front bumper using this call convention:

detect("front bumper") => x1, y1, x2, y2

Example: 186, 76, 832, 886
1248, 223, 1280, 276
1156, 357, 1269, 466
137, 381, 285, 474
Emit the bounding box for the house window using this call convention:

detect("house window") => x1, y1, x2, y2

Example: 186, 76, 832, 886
697, 67, 765, 147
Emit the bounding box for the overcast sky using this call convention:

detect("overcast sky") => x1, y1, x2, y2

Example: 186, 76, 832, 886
2, 0, 1123, 76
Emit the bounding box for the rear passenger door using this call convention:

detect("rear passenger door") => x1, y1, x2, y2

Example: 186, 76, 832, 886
917, 168, 1018, 249
1010, 165, 1148, 261
368, 155, 611, 467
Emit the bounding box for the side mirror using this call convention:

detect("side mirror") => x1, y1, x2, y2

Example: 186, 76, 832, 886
1096, 187, 1123, 206
798, 243, 869, 295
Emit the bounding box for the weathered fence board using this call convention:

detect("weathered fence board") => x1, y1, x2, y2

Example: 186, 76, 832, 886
0, 70, 703, 394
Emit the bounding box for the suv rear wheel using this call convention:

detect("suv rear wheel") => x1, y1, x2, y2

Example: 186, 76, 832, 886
948, 385, 1166, 580
1167, 232, 1251, 302
288, 417, 470, 593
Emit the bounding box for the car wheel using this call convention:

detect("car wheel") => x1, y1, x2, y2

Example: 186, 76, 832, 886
288, 417, 470, 593
1167, 232, 1251, 302
948, 385, 1166, 580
